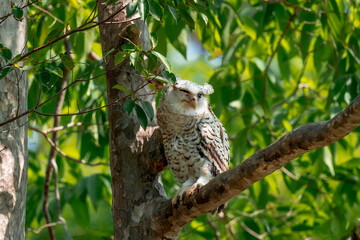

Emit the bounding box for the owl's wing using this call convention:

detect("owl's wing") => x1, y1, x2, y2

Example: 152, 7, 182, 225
198, 109, 230, 175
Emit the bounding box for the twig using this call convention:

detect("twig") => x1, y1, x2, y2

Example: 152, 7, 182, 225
32, 4, 65, 25
0, 3, 128, 71
240, 222, 267, 239
261, 8, 298, 107
29, 126, 109, 166
39, 122, 107, 134
26, 221, 65, 235
206, 218, 220, 240
42, 36, 73, 240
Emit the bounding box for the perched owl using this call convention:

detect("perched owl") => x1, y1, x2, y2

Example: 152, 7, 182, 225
157, 79, 230, 213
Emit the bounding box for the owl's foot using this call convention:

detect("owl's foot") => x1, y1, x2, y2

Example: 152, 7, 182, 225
172, 183, 203, 207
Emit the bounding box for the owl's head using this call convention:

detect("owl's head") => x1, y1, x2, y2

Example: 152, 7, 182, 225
161, 79, 214, 116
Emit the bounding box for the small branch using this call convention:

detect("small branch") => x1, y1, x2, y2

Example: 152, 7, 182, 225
40, 122, 107, 134
0, 3, 128, 71
240, 222, 267, 239
32, 4, 65, 25
29, 126, 109, 166
261, 8, 297, 106
206, 218, 220, 240
260, 0, 312, 12
26, 221, 65, 235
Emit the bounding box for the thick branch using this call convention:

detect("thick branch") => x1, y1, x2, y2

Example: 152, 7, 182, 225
153, 94, 360, 238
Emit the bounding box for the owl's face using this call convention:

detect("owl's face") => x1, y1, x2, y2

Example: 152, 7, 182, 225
161, 80, 214, 116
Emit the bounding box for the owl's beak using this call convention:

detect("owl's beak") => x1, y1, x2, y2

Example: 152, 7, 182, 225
189, 100, 197, 110
188, 97, 197, 110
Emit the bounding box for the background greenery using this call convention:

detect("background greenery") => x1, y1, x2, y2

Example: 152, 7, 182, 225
1, 0, 359, 239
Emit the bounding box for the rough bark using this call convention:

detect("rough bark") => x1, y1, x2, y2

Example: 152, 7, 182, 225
0, 1, 28, 240
98, 2, 360, 240
98, 1, 167, 239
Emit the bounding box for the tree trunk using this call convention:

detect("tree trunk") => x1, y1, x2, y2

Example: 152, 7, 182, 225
0, 1, 28, 240
98, 1, 168, 239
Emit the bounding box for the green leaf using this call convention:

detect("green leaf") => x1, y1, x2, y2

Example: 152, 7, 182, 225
135, 54, 144, 73
70, 198, 90, 227
163, 13, 187, 58
151, 75, 170, 83
129, 51, 139, 67
0, 44, 12, 62
60, 54, 74, 70
114, 52, 126, 66
39, 71, 52, 86
161, 70, 176, 83
46, 67, 63, 78
121, 43, 136, 52
149, 0, 163, 21
12, 6, 23, 20
168, 6, 179, 23
135, 104, 148, 130
0, 66, 14, 80
105, 0, 118, 4
126, 1, 138, 18
112, 84, 135, 96
155, 88, 162, 107
11, 54, 22, 64
124, 99, 135, 115
147, 53, 157, 72
141, 101, 154, 121
323, 147, 335, 176
87, 175, 102, 209
45, 28, 64, 43
153, 51, 171, 71
179, 9, 195, 29
41, 0, 52, 6
138, 0, 149, 22
150, 32, 158, 49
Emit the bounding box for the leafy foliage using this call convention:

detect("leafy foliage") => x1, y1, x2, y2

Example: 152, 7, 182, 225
0, 0, 359, 239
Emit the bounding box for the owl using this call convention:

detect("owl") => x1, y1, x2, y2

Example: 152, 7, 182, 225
157, 79, 230, 213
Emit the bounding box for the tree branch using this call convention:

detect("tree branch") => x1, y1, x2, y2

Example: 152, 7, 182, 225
152, 94, 360, 238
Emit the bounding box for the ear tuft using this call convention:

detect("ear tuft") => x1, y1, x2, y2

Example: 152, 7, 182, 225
203, 83, 214, 95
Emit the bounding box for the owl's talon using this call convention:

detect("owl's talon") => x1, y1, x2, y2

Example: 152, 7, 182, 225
182, 191, 186, 201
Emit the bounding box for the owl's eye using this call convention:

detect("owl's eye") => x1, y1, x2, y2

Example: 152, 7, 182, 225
180, 89, 189, 94
198, 93, 204, 99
